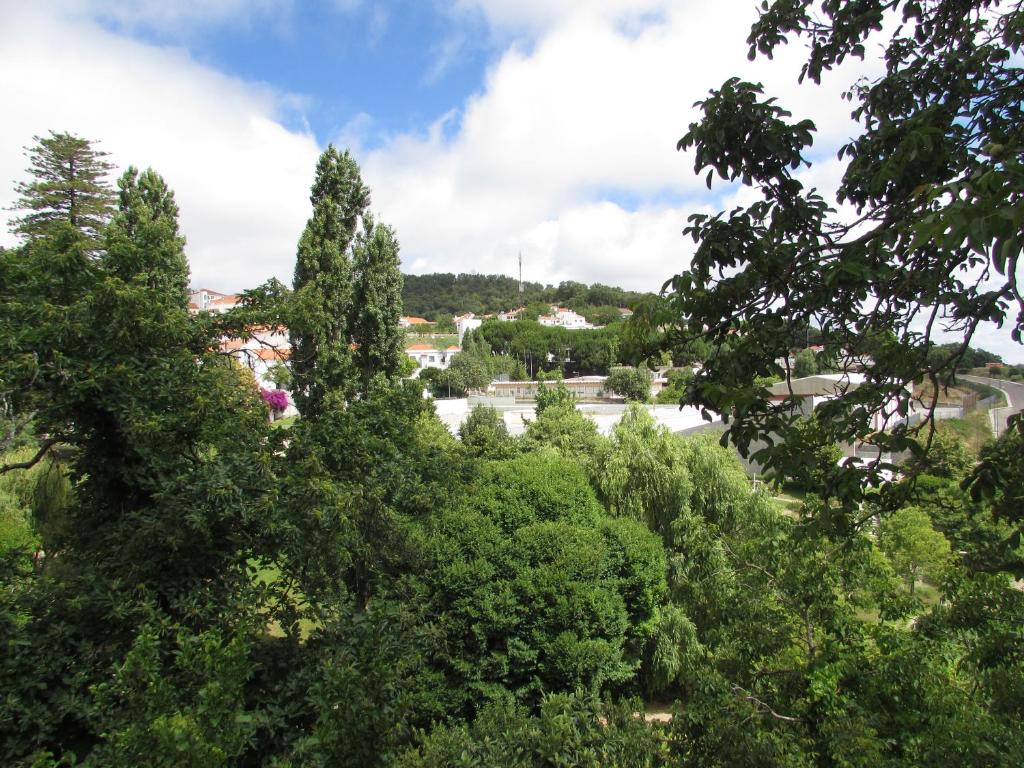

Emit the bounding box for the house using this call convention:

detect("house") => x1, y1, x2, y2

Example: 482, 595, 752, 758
537, 306, 594, 330
189, 288, 238, 313
497, 307, 525, 322
405, 343, 460, 371
489, 376, 608, 400
220, 325, 296, 416
399, 316, 430, 328
455, 313, 483, 342
747, 373, 908, 474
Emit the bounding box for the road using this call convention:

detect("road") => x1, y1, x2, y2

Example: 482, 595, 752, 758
960, 374, 1024, 438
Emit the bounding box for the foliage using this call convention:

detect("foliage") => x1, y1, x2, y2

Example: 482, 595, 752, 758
644, 0, 1024, 511
521, 404, 606, 470
459, 405, 517, 459
414, 452, 666, 710
534, 376, 575, 415
906, 427, 975, 479
260, 387, 290, 412
401, 273, 650, 320
792, 348, 817, 379
596, 406, 692, 542
655, 367, 694, 404
879, 506, 952, 593
10, 130, 115, 247
289, 146, 367, 416
264, 362, 292, 390
480, 319, 624, 377
606, 366, 652, 403
350, 216, 405, 394
396, 695, 667, 767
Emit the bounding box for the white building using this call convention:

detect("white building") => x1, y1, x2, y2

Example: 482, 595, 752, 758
405, 343, 460, 371
537, 306, 594, 330
189, 288, 239, 313
399, 316, 430, 329
221, 325, 297, 417
454, 313, 483, 342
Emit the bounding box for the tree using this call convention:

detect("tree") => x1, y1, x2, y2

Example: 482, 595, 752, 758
350, 216, 405, 394
459, 405, 516, 459
535, 375, 575, 414
596, 405, 692, 542
605, 366, 651, 403
10, 131, 115, 246
289, 146, 369, 417
880, 506, 952, 593
649, 0, 1024, 503
792, 348, 817, 379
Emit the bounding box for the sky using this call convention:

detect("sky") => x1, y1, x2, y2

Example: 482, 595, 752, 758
0, 0, 1021, 362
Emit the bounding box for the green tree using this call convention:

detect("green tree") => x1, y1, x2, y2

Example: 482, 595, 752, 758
652, 0, 1024, 502
289, 146, 369, 417
792, 348, 817, 379
535, 376, 575, 414
11, 130, 115, 246
605, 366, 651, 403
350, 216, 404, 394
459, 405, 516, 459
880, 506, 952, 593
596, 405, 692, 542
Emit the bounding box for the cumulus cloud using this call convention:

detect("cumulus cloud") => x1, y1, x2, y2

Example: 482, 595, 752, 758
360, 1, 874, 291
1, 0, 1018, 360
0, 4, 319, 291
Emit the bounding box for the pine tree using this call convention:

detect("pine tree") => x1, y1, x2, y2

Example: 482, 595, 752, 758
350, 214, 404, 394
10, 131, 116, 246
290, 146, 371, 417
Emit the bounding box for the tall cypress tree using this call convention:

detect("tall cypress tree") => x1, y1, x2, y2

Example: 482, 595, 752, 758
350, 213, 405, 394
11, 130, 116, 247
290, 146, 370, 417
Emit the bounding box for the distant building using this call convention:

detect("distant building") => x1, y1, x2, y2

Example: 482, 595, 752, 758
454, 312, 483, 342
537, 306, 594, 330
497, 307, 525, 322
489, 376, 608, 400
399, 316, 430, 328
189, 288, 238, 313
405, 343, 460, 371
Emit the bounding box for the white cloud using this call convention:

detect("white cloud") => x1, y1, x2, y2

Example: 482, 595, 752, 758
0, 4, 319, 291
2, 1, 1019, 361
361, 1, 875, 289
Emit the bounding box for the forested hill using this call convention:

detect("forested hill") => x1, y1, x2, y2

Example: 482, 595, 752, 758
401, 272, 652, 318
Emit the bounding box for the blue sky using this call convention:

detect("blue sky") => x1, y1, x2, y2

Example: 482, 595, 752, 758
0, 0, 1020, 361
92, 2, 495, 146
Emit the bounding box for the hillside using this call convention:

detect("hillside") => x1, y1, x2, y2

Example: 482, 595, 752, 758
401, 272, 652, 319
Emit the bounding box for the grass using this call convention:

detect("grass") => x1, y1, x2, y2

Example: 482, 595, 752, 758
405, 332, 459, 348
250, 559, 318, 640
270, 415, 299, 430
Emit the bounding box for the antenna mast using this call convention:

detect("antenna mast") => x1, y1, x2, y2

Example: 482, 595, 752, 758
518, 251, 523, 295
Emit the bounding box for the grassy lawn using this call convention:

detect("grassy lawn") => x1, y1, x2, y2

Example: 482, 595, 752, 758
250, 559, 318, 640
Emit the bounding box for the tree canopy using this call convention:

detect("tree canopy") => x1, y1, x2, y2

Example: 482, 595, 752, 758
642, 0, 1024, 506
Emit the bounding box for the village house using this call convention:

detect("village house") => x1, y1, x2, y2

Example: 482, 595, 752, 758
537, 306, 594, 330
454, 312, 483, 342
405, 343, 460, 371
399, 316, 430, 329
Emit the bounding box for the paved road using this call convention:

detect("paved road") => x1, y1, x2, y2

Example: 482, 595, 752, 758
960, 374, 1024, 438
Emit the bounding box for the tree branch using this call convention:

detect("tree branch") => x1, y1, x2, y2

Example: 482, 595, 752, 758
0, 436, 63, 474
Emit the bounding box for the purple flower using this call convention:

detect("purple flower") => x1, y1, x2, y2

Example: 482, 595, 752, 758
260, 387, 289, 411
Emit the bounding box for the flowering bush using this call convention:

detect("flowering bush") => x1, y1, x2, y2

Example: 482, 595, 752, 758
260, 387, 289, 412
